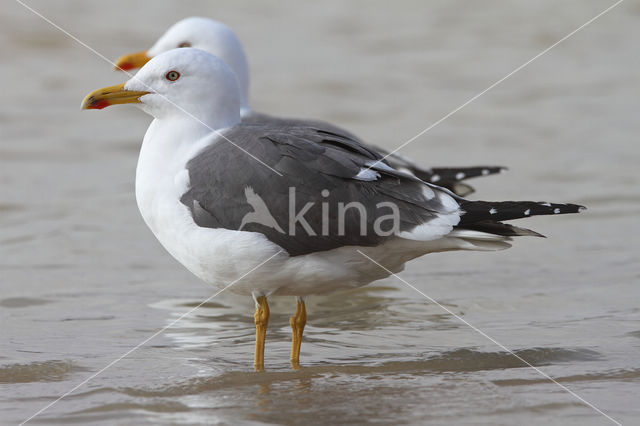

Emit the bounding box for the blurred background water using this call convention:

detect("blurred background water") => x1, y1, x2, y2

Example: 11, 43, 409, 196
1, 0, 639, 424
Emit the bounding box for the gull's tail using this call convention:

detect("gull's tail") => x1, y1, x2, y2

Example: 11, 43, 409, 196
456, 200, 586, 238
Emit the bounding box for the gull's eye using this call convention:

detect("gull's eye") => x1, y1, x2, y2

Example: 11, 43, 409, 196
178, 42, 191, 48
165, 70, 180, 81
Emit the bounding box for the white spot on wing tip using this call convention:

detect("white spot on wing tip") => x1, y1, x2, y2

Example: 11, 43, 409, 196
455, 172, 465, 180
355, 168, 380, 181
540, 202, 552, 207
421, 185, 435, 200
481, 169, 489, 175
553, 208, 561, 214
365, 160, 395, 173
524, 209, 531, 216
489, 208, 497, 215
578, 206, 586, 212
431, 174, 441, 182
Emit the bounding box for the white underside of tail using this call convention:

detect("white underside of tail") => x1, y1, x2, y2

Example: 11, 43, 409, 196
445, 229, 513, 251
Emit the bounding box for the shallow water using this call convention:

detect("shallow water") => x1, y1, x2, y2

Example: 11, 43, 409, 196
2, 0, 639, 425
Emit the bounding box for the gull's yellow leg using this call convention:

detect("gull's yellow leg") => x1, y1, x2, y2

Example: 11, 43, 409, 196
254, 295, 270, 371
290, 297, 307, 369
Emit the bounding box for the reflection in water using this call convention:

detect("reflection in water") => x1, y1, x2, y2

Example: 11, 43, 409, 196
255, 383, 271, 413
30, 288, 610, 424
50, 349, 616, 425
60, 346, 599, 400
153, 284, 463, 355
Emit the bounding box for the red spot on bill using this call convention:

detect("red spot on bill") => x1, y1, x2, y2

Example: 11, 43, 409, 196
88, 99, 111, 110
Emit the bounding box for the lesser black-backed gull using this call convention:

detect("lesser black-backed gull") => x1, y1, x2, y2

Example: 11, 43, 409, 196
82, 48, 584, 370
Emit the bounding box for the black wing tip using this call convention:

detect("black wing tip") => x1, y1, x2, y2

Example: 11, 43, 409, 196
474, 165, 509, 177
537, 202, 586, 214
522, 227, 547, 238
459, 200, 587, 225
425, 165, 508, 183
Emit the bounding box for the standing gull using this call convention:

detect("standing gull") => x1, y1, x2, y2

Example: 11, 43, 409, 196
114, 16, 505, 197
82, 49, 584, 370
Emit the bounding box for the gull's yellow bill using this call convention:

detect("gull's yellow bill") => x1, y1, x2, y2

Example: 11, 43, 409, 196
81, 83, 149, 110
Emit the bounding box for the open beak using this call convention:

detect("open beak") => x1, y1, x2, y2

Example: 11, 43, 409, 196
114, 51, 151, 71
81, 83, 150, 110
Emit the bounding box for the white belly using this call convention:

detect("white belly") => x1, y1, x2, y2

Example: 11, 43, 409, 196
135, 180, 405, 296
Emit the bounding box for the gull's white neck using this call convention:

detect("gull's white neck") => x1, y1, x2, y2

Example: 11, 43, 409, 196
134, 116, 229, 234
138, 117, 216, 174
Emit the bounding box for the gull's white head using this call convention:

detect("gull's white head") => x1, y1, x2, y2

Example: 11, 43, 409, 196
83, 48, 242, 130
115, 17, 250, 112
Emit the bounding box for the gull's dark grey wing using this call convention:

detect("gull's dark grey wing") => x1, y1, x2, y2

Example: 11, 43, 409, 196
180, 124, 460, 256
243, 111, 505, 196
243, 112, 384, 163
